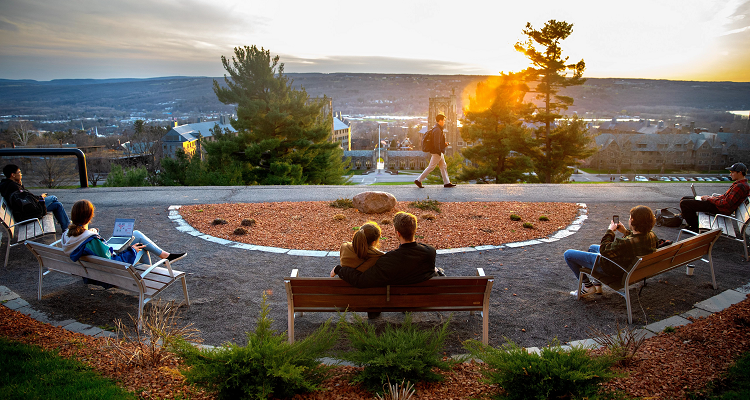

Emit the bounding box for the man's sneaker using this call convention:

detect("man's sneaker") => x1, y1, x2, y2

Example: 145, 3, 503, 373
593, 283, 603, 294
570, 283, 597, 298
436, 267, 446, 277
444, 183, 457, 187
414, 180, 423, 188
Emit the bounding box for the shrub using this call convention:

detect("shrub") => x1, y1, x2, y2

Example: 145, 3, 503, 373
464, 338, 618, 400
333, 214, 346, 221
663, 326, 676, 333
173, 293, 339, 400
509, 214, 521, 221
330, 198, 354, 209
421, 213, 436, 221
588, 320, 647, 367
539, 215, 550, 221
106, 300, 200, 369
337, 313, 453, 393
523, 222, 534, 229
104, 165, 151, 187
376, 379, 416, 400
241, 218, 256, 226
233, 227, 248, 235
212, 218, 228, 225
410, 197, 441, 213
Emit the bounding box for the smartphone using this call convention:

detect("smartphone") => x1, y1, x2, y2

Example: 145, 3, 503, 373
613, 215, 619, 224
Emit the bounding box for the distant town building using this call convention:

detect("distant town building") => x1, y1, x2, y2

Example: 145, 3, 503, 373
332, 112, 351, 151
344, 148, 428, 171
161, 115, 236, 159
586, 131, 750, 172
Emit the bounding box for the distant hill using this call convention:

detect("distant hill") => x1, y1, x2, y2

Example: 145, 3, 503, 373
1, 74, 748, 121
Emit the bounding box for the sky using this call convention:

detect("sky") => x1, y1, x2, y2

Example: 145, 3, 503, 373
1, 0, 749, 82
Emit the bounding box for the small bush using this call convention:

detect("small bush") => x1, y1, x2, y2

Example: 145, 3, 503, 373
588, 320, 646, 367
421, 213, 436, 221
337, 313, 453, 393
464, 338, 618, 400
333, 214, 346, 221
233, 227, 248, 235
212, 218, 227, 225
375, 379, 416, 400
510, 214, 521, 221
330, 198, 354, 209
410, 197, 441, 213
241, 218, 256, 226
380, 219, 392, 225
173, 293, 339, 400
523, 222, 534, 229
663, 326, 676, 333
539, 215, 550, 221
104, 165, 152, 187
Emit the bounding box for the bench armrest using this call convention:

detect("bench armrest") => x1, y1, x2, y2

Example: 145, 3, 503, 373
589, 254, 628, 278
677, 228, 699, 241
709, 213, 743, 226
9, 217, 43, 229
137, 256, 175, 278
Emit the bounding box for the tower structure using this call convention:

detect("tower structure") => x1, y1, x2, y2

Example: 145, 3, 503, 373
428, 89, 458, 156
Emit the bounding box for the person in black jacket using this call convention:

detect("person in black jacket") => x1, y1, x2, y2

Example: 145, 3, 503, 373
331, 211, 438, 289
414, 112, 456, 188
0, 164, 70, 230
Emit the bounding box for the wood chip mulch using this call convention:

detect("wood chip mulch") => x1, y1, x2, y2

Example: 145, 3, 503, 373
2, 295, 749, 399
179, 201, 582, 251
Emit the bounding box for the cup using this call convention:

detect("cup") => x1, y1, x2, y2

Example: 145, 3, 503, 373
686, 265, 694, 276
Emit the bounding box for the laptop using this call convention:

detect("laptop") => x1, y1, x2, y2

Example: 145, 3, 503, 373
691, 184, 701, 200
107, 218, 135, 252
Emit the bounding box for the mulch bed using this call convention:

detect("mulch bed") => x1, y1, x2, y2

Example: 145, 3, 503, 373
2, 295, 749, 399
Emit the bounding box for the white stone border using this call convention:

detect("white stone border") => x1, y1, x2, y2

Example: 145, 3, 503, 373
168, 203, 588, 257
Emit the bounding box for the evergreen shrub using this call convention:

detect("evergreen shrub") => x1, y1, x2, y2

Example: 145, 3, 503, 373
509, 214, 521, 221
104, 165, 151, 187
410, 197, 441, 213
173, 294, 339, 400
464, 338, 618, 400
337, 313, 453, 393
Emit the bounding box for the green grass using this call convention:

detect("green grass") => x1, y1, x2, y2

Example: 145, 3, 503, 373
0, 337, 136, 400
692, 351, 750, 399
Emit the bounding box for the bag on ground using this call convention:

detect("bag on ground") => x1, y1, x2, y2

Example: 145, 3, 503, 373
655, 207, 683, 227
9, 190, 46, 221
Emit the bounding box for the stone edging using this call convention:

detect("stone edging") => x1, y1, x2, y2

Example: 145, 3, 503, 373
167, 203, 590, 256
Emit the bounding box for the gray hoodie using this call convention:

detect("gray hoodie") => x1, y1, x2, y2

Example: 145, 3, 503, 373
61, 228, 98, 256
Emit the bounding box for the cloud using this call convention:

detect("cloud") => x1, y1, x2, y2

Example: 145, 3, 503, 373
280, 54, 493, 75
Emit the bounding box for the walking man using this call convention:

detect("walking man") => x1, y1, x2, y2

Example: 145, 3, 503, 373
414, 112, 456, 188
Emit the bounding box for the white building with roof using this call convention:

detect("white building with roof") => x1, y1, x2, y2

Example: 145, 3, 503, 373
161, 115, 237, 159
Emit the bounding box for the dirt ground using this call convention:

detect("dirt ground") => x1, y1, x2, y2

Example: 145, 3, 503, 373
2, 201, 749, 354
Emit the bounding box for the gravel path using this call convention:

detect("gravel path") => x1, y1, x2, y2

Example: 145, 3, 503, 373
2, 184, 748, 354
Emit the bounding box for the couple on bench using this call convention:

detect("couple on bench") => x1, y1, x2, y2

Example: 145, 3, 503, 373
330, 211, 443, 317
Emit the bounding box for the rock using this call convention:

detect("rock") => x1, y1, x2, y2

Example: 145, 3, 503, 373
353, 191, 397, 214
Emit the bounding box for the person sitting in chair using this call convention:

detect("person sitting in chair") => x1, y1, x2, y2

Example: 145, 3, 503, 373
564, 205, 659, 297
679, 163, 750, 233
0, 164, 70, 231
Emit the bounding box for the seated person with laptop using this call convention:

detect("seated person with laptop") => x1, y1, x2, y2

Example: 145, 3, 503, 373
679, 163, 750, 233
61, 200, 185, 266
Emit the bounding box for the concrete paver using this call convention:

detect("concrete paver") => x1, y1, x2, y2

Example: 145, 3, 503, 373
694, 289, 747, 313
644, 315, 692, 333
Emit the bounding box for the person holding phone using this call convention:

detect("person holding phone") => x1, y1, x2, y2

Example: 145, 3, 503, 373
563, 205, 659, 297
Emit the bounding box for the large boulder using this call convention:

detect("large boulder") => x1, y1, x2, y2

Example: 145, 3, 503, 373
353, 191, 397, 214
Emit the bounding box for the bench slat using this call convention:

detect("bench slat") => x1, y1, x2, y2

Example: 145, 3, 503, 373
288, 277, 490, 287
289, 283, 489, 296
292, 293, 486, 309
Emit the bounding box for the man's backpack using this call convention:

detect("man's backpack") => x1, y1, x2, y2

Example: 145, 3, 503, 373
655, 207, 683, 227
421, 128, 435, 153
8, 190, 46, 221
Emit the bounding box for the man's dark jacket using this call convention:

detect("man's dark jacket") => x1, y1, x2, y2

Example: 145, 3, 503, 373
428, 124, 447, 154
0, 178, 26, 203
334, 241, 436, 288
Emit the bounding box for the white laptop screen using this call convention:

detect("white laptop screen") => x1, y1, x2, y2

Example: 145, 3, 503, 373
112, 218, 135, 237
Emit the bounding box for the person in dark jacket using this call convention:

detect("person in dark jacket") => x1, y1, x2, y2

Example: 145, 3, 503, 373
332, 211, 437, 288
564, 205, 658, 297
414, 112, 456, 188
0, 164, 70, 230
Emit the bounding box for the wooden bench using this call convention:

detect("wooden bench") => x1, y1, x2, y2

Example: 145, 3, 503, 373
578, 228, 722, 324
698, 197, 750, 261
284, 268, 494, 345
25, 240, 190, 325
1, 196, 56, 268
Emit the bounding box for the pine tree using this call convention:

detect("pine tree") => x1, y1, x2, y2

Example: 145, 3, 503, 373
515, 20, 594, 183
459, 73, 534, 183
212, 45, 349, 185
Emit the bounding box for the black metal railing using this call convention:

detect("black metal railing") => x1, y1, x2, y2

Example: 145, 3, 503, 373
0, 148, 88, 188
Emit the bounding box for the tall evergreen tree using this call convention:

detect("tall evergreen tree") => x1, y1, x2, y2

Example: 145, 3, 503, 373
515, 20, 594, 183
459, 73, 534, 183
212, 45, 349, 185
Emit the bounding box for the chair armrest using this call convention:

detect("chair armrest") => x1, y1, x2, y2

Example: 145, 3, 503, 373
710, 213, 742, 226
137, 257, 175, 278
589, 254, 628, 278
